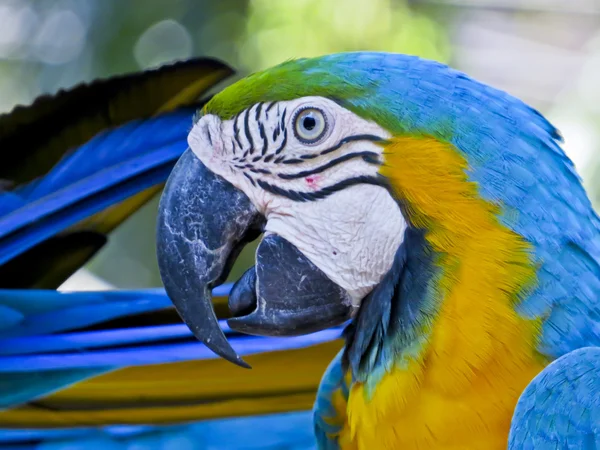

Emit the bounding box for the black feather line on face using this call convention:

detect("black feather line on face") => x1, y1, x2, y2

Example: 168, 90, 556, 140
281, 158, 304, 165
206, 127, 213, 147
277, 151, 380, 180
274, 128, 288, 156
259, 122, 268, 156
318, 134, 384, 156
244, 108, 254, 154
275, 135, 385, 166
255, 102, 264, 121
280, 108, 287, 132
256, 174, 389, 202
243, 172, 256, 186
233, 111, 243, 150
250, 168, 271, 175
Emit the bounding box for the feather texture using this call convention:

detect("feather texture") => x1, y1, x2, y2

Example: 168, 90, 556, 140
509, 347, 600, 449
0, 109, 191, 266
6, 50, 600, 448
0, 58, 233, 290
204, 51, 600, 448
0, 58, 231, 187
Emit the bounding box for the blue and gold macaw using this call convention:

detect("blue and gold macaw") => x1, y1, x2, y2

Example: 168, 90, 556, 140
2, 51, 600, 449
156, 52, 600, 449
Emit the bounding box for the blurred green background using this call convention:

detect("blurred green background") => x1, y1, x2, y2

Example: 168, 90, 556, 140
0, 0, 598, 290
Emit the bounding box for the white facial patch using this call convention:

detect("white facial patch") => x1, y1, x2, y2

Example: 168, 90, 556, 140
189, 96, 407, 305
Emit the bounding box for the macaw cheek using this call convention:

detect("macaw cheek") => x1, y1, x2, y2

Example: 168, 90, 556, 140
227, 233, 354, 336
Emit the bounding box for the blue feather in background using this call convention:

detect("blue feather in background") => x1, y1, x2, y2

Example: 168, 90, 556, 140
0, 58, 340, 449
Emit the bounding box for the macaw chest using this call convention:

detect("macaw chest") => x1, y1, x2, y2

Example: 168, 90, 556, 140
342, 350, 546, 449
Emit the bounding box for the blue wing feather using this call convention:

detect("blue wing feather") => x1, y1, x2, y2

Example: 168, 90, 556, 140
0, 60, 321, 449
0, 290, 171, 338
313, 350, 348, 450
0, 108, 197, 408
0, 326, 343, 372
0, 324, 193, 356
509, 347, 600, 449
0, 110, 192, 265
0, 109, 191, 225
0, 284, 342, 408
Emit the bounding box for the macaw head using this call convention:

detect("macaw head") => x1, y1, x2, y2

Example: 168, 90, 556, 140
157, 53, 406, 367
156, 52, 584, 369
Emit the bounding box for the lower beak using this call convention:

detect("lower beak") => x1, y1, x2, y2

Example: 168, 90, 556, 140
157, 149, 353, 368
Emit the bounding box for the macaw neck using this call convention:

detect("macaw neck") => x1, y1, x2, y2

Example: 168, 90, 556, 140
339, 136, 548, 448
343, 226, 439, 388
344, 135, 545, 388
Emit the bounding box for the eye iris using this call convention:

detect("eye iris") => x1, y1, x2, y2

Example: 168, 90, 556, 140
294, 107, 327, 144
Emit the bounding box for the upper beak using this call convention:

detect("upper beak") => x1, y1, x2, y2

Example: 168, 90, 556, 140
157, 149, 353, 368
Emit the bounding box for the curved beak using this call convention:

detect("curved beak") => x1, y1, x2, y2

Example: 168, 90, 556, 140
157, 149, 353, 368
156, 149, 263, 368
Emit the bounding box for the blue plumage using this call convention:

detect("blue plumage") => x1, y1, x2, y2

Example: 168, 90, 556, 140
313, 350, 347, 449
347, 52, 600, 447
509, 347, 600, 449
0, 107, 198, 413
0, 109, 192, 265
4, 51, 600, 448
231, 51, 600, 447
314, 52, 600, 361
342, 53, 600, 446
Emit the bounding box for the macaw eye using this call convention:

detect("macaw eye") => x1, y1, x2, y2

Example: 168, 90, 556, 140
293, 107, 328, 144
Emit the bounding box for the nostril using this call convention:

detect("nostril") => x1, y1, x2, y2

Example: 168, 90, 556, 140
229, 267, 258, 317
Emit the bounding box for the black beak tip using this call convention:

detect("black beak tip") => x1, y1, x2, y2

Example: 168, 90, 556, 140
203, 329, 252, 368
228, 354, 252, 369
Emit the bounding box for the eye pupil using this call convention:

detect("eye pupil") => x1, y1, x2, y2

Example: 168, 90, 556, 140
303, 116, 316, 131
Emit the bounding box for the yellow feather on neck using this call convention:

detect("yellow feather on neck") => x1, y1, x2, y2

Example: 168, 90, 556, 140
344, 136, 547, 449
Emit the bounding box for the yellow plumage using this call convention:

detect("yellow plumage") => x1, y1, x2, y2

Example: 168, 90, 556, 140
338, 136, 547, 449
0, 340, 342, 428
